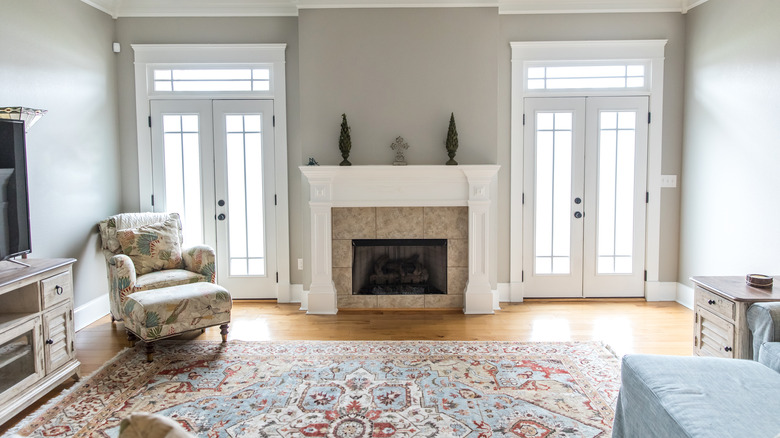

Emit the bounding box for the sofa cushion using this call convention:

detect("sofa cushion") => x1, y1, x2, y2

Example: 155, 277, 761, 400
613, 354, 780, 438
134, 269, 210, 291
118, 218, 184, 275
759, 342, 780, 373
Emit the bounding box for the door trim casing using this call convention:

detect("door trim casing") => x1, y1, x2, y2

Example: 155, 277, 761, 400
132, 44, 291, 302
509, 40, 667, 301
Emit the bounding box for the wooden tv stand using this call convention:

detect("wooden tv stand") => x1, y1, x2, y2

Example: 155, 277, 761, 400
0, 258, 80, 425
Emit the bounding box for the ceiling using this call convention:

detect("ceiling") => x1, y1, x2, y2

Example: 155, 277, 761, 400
83, 0, 708, 18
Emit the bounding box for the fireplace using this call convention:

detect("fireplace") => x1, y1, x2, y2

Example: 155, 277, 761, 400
352, 239, 447, 295
300, 165, 500, 314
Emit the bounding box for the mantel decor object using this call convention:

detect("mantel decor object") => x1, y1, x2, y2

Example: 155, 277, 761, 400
391, 136, 409, 166
338, 114, 352, 166
746, 274, 773, 288
0, 106, 47, 132
445, 112, 458, 165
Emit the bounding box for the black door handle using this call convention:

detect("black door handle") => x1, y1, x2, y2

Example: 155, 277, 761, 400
574, 211, 583, 219
217, 214, 226, 221
574, 197, 582, 204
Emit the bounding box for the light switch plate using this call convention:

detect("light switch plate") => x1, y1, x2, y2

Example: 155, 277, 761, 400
660, 175, 677, 188
298, 258, 304, 270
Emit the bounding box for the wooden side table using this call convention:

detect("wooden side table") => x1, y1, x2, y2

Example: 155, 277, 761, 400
691, 276, 780, 359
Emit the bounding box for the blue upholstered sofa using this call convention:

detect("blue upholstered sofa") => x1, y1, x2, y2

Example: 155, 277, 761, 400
612, 302, 780, 437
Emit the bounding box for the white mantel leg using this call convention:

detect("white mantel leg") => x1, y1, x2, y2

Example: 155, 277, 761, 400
463, 171, 497, 314
306, 177, 338, 314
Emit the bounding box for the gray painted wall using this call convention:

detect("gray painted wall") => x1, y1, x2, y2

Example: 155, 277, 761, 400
0, 0, 120, 308
498, 12, 686, 283
114, 17, 303, 284
679, 0, 780, 284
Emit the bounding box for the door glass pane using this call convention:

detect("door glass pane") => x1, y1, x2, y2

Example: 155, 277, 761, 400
226, 114, 266, 277
162, 114, 203, 247
597, 111, 636, 274
535, 111, 573, 275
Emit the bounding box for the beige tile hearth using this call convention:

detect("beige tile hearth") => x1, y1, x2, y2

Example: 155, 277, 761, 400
376, 207, 423, 238
447, 267, 468, 295
332, 239, 352, 268
333, 267, 352, 295
338, 295, 378, 309
425, 294, 464, 308
332, 207, 376, 239
377, 295, 425, 309
423, 207, 468, 239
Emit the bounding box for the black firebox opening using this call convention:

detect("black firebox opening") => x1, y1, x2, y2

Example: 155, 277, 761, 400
352, 239, 447, 295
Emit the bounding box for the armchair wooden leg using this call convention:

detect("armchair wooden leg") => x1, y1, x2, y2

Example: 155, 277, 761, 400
111, 315, 116, 323
146, 343, 155, 363
127, 330, 138, 347
220, 324, 229, 343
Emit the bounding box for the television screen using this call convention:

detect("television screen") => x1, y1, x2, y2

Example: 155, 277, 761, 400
0, 120, 31, 260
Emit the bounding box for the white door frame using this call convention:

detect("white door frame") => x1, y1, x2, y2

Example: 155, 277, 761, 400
509, 40, 667, 301
132, 44, 291, 302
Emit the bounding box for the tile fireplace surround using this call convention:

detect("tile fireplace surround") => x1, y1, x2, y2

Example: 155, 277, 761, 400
300, 165, 500, 315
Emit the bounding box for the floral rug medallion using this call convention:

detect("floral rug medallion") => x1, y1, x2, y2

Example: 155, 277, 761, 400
14, 341, 620, 437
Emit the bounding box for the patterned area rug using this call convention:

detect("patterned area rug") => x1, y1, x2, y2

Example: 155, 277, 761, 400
14, 341, 620, 437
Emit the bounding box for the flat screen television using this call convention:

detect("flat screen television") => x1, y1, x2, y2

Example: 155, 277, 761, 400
0, 119, 31, 260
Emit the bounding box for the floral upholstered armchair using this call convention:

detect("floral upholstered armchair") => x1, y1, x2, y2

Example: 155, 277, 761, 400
98, 212, 216, 323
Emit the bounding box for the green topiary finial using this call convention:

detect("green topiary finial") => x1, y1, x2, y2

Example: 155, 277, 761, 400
339, 113, 352, 166
445, 112, 458, 165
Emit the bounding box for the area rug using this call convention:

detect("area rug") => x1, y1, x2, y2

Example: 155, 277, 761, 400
13, 340, 620, 437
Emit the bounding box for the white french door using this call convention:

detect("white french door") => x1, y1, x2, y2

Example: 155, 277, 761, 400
523, 96, 648, 298
150, 99, 277, 299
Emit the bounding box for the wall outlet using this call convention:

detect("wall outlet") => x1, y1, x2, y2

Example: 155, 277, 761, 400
298, 258, 303, 270
660, 174, 677, 188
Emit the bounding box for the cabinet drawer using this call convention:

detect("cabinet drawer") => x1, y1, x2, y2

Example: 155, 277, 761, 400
41, 271, 73, 309
695, 286, 735, 321
695, 306, 735, 358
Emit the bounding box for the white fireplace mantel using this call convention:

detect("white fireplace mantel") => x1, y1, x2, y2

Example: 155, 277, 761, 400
300, 165, 500, 315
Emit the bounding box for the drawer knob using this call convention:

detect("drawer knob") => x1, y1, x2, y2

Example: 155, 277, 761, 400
708, 299, 715, 305
724, 346, 732, 352
46, 339, 54, 345
55, 285, 63, 295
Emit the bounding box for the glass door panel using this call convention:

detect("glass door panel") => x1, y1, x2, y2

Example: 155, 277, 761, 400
523, 98, 586, 298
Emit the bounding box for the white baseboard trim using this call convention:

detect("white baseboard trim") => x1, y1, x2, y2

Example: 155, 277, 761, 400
645, 281, 678, 301
497, 283, 510, 303
289, 284, 303, 304
74, 293, 110, 332
676, 282, 694, 310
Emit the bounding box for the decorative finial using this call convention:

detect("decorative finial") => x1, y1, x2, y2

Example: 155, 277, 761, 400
445, 112, 459, 165
338, 114, 352, 166
391, 136, 409, 166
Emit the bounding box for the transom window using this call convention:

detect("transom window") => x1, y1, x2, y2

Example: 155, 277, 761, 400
526, 63, 647, 91
152, 67, 271, 93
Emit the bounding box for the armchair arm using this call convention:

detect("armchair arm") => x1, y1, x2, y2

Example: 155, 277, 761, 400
747, 302, 780, 361
182, 245, 216, 283
108, 254, 138, 319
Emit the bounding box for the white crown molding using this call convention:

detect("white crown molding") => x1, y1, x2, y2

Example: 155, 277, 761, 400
500, 0, 682, 14
80, 0, 710, 18
81, 0, 118, 18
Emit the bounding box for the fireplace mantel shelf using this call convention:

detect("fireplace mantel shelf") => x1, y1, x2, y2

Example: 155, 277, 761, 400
301, 164, 500, 315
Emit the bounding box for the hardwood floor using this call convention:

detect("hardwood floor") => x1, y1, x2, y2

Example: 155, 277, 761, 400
1, 299, 692, 433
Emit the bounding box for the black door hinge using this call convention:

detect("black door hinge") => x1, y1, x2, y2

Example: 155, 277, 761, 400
522, 193, 525, 205
274, 194, 277, 206
644, 270, 648, 281
148, 116, 152, 128
275, 272, 279, 283
273, 115, 275, 127
151, 194, 155, 206
648, 112, 652, 124
523, 114, 526, 126
646, 192, 649, 204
